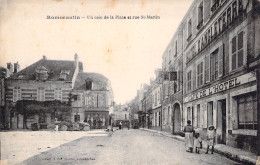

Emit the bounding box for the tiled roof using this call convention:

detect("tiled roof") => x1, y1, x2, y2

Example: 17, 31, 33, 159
74, 72, 109, 90
10, 59, 78, 81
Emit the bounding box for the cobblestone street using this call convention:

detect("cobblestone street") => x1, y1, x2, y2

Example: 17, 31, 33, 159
19, 129, 241, 165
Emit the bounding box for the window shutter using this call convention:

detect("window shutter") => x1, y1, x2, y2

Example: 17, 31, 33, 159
205, 54, 210, 83
218, 44, 224, 77
203, 102, 207, 128
204, 0, 211, 23
193, 67, 196, 90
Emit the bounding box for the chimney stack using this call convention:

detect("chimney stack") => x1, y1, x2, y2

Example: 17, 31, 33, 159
43, 55, 47, 60
7, 63, 13, 73
14, 62, 20, 73
74, 53, 79, 67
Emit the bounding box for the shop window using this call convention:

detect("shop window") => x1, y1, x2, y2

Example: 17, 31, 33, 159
231, 31, 244, 71
187, 71, 192, 91
13, 87, 21, 102
210, 49, 219, 81
197, 62, 204, 87
74, 115, 80, 122
237, 93, 257, 130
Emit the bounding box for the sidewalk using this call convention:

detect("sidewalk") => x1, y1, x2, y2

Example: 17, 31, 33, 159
141, 128, 258, 165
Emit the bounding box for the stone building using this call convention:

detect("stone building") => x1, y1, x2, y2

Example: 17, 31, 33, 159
150, 82, 161, 130
180, 0, 259, 153
71, 72, 114, 129
5, 55, 82, 129
161, 25, 184, 134
0, 64, 14, 129
4, 54, 114, 130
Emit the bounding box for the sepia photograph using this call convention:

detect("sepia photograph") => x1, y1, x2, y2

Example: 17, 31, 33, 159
0, 0, 259, 164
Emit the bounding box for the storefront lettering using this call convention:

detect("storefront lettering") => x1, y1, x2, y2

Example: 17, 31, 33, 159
188, 77, 241, 102
187, 0, 247, 59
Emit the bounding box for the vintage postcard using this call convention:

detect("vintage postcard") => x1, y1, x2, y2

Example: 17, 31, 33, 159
0, 0, 259, 164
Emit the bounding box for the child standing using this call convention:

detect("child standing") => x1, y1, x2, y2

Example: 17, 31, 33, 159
194, 133, 202, 154
206, 125, 216, 154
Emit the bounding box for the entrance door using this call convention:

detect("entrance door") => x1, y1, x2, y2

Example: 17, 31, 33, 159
222, 100, 226, 144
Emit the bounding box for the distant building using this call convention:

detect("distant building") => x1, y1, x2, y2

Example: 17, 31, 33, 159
4, 54, 114, 130
71, 72, 114, 129
0, 65, 13, 129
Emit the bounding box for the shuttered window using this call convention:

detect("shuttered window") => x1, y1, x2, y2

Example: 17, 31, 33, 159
205, 55, 210, 83
197, 62, 204, 87
210, 49, 219, 81
218, 44, 224, 77
37, 87, 45, 101
231, 31, 244, 70
187, 71, 192, 91
13, 87, 21, 102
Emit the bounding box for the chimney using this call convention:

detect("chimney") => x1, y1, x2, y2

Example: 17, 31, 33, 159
74, 53, 79, 67
14, 62, 20, 73
43, 55, 47, 60
7, 63, 13, 73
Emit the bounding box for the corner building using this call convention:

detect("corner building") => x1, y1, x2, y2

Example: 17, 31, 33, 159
181, 0, 259, 153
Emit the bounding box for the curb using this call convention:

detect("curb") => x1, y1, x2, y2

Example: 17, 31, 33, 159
140, 128, 257, 165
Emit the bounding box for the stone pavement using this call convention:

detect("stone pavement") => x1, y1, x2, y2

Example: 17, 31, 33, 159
141, 128, 258, 165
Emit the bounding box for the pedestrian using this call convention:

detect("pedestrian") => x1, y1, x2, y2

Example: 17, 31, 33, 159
206, 125, 215, 154
194, 133, 202, 154
119, 121, 122, 130
127, 122, 130, 130
183, 120, 194, 153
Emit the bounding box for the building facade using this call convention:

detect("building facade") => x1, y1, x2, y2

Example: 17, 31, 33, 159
4, 54, 114, 130
181, 0, 259, 153
71, 72, 114, 129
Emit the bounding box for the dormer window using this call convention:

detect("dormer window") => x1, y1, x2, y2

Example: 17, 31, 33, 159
59, 70, 70, 80
85, 78, 92, 90
36, 66, 48, 80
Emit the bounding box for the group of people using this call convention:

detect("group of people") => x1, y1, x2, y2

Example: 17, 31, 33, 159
183, 120, 215, 154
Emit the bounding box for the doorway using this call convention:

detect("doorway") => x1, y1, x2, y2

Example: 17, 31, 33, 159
221, 100, 226, 144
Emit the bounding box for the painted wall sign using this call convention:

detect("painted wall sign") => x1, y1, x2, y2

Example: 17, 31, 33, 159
184, 72, 256, 103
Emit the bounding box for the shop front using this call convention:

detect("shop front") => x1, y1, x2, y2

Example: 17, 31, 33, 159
183, 72, 257, 153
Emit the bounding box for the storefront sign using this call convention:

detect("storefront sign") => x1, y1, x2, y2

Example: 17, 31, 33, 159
184, 73, 256, 103
186, 0, 248, 62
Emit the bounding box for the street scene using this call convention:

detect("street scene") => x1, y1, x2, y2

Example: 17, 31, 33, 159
0, 0, 260, 165
1, 129, 241, 165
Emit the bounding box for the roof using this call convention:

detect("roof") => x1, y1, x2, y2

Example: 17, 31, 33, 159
74, 72, 109, 90
10, 59, 78, 81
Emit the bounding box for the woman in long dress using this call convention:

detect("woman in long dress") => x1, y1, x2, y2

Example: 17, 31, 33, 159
183, 120, 194, 152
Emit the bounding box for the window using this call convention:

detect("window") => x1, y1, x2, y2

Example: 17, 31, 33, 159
13, 87, 21, 102
187, 71, 192, 91
37, 87, 45, 101
187, 19, 192, 40
210, 49, 219, 81
54, 88, 62, 101
197, 2, 204, 29
231, 31, 244, 70
86, 79, 92, 90
237, 93, 257, 130
197, 62, 204, 87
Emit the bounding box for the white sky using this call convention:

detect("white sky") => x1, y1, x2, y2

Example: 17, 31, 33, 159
0, 0, 192, 104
